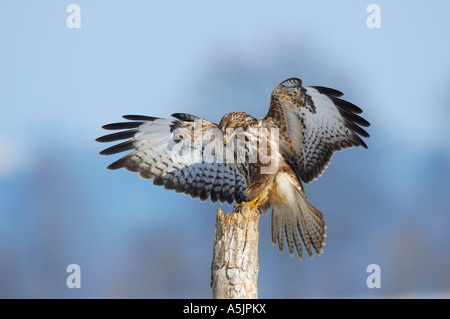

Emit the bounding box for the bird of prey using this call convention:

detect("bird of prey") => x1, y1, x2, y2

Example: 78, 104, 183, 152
96, 78, 370, 260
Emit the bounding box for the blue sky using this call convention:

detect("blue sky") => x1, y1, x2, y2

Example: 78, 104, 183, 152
1, 1, 449, 298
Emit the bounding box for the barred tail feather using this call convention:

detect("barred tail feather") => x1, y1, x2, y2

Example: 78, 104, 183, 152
271, 172, 327, 260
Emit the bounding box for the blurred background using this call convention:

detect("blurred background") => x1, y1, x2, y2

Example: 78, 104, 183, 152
1, 0, 449, 298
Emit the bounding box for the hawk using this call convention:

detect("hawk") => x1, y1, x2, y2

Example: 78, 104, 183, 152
96, 78, 370, 260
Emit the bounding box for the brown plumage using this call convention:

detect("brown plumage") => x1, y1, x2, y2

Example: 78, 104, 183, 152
96, 77, 370, 259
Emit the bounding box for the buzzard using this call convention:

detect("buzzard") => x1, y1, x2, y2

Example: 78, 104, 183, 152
96, 78, 370, 260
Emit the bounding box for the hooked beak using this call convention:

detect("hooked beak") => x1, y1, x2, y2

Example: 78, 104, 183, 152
223, 131, 235, 145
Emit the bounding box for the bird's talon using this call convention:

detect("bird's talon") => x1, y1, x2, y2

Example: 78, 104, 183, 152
234, 201, 246, 212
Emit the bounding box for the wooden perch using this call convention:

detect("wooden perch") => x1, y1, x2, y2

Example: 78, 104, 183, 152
210, 204, 260, 299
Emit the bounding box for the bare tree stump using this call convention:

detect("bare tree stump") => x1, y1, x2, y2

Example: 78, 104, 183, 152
210, 204, 260, 299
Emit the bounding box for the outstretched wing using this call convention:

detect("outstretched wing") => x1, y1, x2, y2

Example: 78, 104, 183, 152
265, 78, 370, 183
96, 114, 247, 204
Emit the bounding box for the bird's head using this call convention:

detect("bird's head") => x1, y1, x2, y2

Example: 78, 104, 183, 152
219, 112, 256, 145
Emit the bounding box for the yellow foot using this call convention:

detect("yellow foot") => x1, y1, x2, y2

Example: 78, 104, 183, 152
235, 195, 263, 211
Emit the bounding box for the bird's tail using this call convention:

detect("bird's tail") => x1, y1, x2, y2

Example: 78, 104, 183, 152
270, 172, 327, 260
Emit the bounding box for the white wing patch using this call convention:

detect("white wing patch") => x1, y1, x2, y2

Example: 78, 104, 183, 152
299, 87, 358, 179
265, 79, 370, 184
97, 115, 247, 204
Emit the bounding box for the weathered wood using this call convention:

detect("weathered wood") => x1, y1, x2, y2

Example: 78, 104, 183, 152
210, 204, 260, 299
